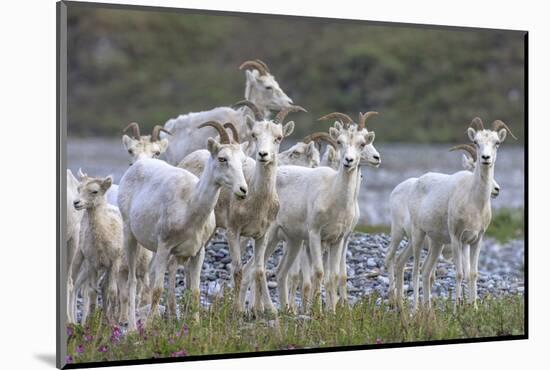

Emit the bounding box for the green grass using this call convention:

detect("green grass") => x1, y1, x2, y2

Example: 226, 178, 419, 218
355, 208, 524, 243
66, 293, 524, 364
485, 208, 524, 243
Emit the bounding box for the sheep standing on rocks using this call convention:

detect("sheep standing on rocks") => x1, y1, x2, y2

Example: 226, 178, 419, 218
393, 118, 514, 310
69, 170, 123, 324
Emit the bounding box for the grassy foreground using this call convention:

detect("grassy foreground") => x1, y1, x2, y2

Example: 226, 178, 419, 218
66, 293, 524, 364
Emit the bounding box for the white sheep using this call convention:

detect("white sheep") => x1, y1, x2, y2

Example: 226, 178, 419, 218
162, 60, 294, 165
278, 140, 320, 168
118, 121, 249, 331
385, 143, 501, 305
393, 118, 514, 310
243, 117, 376, 313
69, 170, 123, 324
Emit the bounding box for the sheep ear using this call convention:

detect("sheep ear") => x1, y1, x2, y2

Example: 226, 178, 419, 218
306, 141, 316, 155
67, 169, 78, 186
283, 121, 295, 137
158, 138, 169, 153
461, 153, 474, 171
240, 141, 250, 153
497, 128, 507, 143
245, 69, 259, 84
122, 135, 133, 151
467, 127, 477, 142
327, 146, 336, 161
365, 131, 375, 145
246, 116, 255, 131
101, 176, 113, 191
207, 137, 221, 155
333, 121, 343, 131
329, 127, 340, 140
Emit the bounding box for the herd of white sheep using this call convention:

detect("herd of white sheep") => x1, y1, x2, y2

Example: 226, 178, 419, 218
66, 59, 515, 331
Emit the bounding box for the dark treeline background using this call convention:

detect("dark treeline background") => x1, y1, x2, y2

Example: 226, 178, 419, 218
67, 5, 525, 143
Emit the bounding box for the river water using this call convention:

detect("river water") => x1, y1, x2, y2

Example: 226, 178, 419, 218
68, 138, 525, 225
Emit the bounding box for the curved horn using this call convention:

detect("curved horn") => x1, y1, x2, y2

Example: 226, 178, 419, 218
198, 121, 230, 144
470, 117, 485, 131
151, 125, 172, 142
254, 59, 270, 73
123, 122, 141, 139
358, 111, 379, 130
318, 112, 354, 128
449, 144, 477, 161
239, 60, 268, 76
223, 122, 240, 143
273, 105, 307, 124
492, 120, 517, 140
303, 132, 339, 149
232, 100, 264, 121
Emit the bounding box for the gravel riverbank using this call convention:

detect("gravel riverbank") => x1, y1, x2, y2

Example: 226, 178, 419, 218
182, 232, 525, 307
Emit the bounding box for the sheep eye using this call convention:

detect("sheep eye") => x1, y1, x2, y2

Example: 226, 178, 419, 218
154, 151, 160, 157
128, 149, 134, 154
276, 136, 282, 142
218, 157, 227, 163
91, 190, 98, 195
265, 86, 273, 90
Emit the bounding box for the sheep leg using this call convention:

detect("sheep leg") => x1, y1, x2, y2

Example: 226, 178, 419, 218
450, 235, 464, 309
118, 270, 129, 324
337, 237, 349, 306
386, 226, 405, 306
187, 247, 205, 322
462, 244, 471, 299
139, 270, 152, 307
227, 230, 243, 296
276, 238, 302, 312
300, 244, 313, 313
468, 236, 483, 308
124, 225, 139, 331
252, 234, 276, 314
66, 234, 78, 324
67, 247, 84, 324
166, 256, 178, 319
72, 262, 89, 323
308, 232, 324, 310
395, 243, 412, 309
409, 227, 425, 312
147, 243, 171, 326
421, 238, 443, 309
287, 244, 303, 314
326, 239, 345, 313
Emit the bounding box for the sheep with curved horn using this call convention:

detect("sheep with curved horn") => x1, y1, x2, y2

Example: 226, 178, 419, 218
161, 59, 294, 165
390, 117, 511, 311
178, 110, 301, 311
385, 142, 501, 307
118, 119, 249, 331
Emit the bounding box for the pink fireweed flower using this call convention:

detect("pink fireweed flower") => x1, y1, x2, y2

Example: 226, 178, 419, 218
76, 344, 85, 354
84, 334, 93, 342
98, 345, 108, 353
171, 349, 188, 357
110, 325, 122, 344
375, 338, 382, 344
66, 326, 74, 338
66, 355, 73, 364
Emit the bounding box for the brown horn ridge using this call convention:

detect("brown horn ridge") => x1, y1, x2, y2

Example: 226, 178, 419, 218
273, 105, 307, 124
492, 120, 517, 140
223, 122, 240, 143
198, 121, 230, 144
318, 112, 354, 128
232, 100, 264, 121
303, 132, 339, 149
123, 122, 141, 139
470, 117, 485, 131
239, 60, 268, 76
151, 125, 172, 142
449, 143, 477, 161
358, 111, 379, 130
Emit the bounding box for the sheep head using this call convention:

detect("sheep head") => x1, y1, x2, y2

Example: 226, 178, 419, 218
240, 59, 294, 113
466, 117, 514, 167
122, 122, 171, 164
73, 172, 113, 210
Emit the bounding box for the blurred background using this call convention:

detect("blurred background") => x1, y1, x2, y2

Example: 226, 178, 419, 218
67, 5, 525, 228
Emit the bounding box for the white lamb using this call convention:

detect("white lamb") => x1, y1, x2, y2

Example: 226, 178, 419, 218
69, 170, 123, 324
